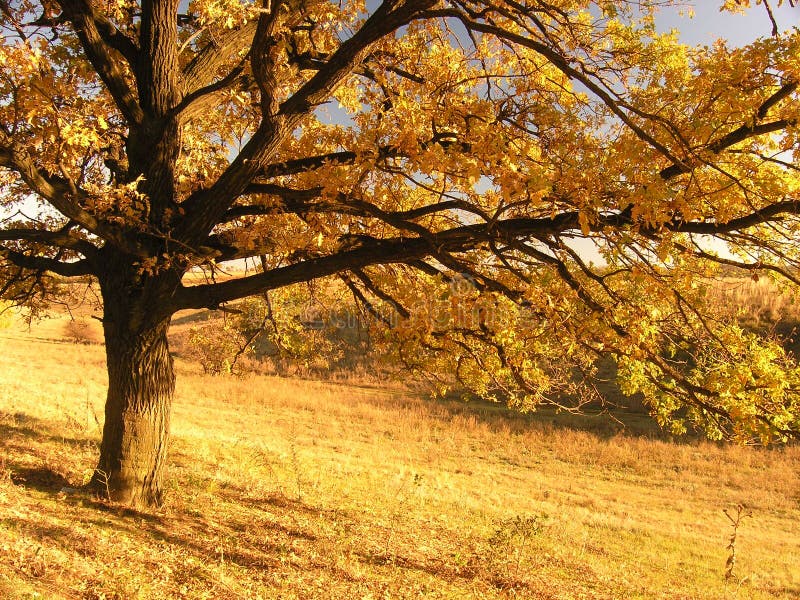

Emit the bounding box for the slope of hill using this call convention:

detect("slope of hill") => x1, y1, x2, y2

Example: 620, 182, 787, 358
0, 312, 799, 599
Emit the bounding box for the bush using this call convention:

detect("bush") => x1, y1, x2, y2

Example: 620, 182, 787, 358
187, 320, 253, 375
63, 319, 102, 344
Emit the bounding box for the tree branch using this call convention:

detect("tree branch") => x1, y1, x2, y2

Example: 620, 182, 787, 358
671, 199, 800, 233
659, 81, 797, 179
1, 246, 94, 277
180, 195, 800, 308
175, 0, 437, 244
176, 236, 432, 309
0, 134, 142, 254
169, 64, 246, 122
260, 150, 358, 178
279, 0, 439, 116
181, 21, 257, 93
0, 227, 100, 258
660, 120, 794, 179
138, 0, 182, 116
87, 5, 138, 64
58, 0, 143, 125
430, 8, 690, 169
351, 268, 410, 318
224, 183, 488, 223
258, 146, 407, 178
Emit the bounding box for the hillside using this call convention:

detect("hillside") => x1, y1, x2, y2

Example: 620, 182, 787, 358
0, 311, 799, 599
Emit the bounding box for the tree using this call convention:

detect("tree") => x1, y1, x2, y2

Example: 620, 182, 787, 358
0, 0, 799, 508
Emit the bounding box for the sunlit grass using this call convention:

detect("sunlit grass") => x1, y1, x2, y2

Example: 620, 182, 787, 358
0, 311, 799, 599
708, 276, 800, 329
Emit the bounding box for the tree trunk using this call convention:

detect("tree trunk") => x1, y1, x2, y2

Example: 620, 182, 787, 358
90, 271, 176, 508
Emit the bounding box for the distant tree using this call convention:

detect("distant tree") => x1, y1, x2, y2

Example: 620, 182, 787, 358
1, 0, 799, 507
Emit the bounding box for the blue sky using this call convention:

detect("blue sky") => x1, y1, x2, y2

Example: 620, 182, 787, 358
657, 2, 799, 46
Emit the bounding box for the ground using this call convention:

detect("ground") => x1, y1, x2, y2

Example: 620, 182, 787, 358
0, 308, 799, 599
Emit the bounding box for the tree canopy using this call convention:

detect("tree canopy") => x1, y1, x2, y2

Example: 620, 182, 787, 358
0, 0, 799, 505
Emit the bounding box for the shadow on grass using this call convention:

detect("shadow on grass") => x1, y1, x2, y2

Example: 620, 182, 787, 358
0, 412, 100, 502
0, 411, 95, 445
356, 548, 480, 583
2, 465, 580, 600
355, 546, 549, 594
425, 355, 701, 442
2, 409, 792, 600
370, 388, 697, 446
9, 467, 71, 493
1, 515, 98, 552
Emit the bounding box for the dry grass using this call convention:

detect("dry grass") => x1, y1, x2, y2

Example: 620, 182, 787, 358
0, 311, 799, 599
707, 277, 800, 329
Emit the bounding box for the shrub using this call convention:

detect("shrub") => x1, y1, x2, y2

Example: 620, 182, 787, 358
187, 320, 253, 375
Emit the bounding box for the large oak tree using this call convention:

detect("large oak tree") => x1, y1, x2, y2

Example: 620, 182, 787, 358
1, 0, 799, 507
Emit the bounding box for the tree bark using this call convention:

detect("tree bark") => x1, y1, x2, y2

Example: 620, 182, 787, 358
90, 266, 177, 508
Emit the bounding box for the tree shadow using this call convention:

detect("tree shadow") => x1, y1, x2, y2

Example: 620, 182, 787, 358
0, 411, 94, 444
356, 548, 478, 583
366, 388, 690, 445
59, 493, 167, 524
9, 466, 72, 493
354, 547, 546, 594
1, 515, 98, 554
0, 413, 97, 480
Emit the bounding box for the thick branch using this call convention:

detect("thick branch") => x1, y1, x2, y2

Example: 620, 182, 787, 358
0, 227, 100, 258
59, 0, 143, 125
88, 6, 138, 64
0, 135, 141, 253
176, 236, 433, 309
261, 150, 358, 178
1, 246, 94, 277
170, 66, 246, 122
180, 196, 800, 308
178, 213, 606, 307
279, 0, 438, 116
182, 21, 257, 93
176, 0, 437, 244
138, 0, 181, 116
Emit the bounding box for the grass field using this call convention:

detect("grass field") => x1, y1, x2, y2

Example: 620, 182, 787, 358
0, 310, 799, 599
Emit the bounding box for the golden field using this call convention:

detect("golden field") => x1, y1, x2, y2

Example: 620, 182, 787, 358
0, 308, 799, 599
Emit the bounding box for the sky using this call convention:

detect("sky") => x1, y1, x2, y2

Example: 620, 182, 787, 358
657, 2, 799, 46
